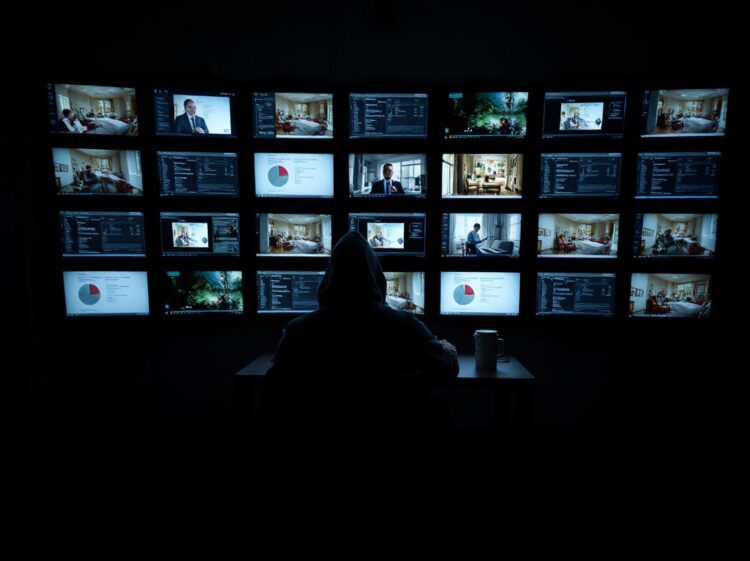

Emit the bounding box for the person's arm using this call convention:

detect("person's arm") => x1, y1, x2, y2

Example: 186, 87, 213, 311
406, 316, 459, 381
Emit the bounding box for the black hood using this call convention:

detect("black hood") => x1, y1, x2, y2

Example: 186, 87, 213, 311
318, 231, 386, 309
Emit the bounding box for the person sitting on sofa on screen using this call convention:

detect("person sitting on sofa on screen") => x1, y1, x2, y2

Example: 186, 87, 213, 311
174, 99, 209, 135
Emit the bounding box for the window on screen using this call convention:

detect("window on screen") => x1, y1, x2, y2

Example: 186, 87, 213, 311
536, 273, 615, 317
53, 148, 143, 196
153, 89, 236, 136
539, 153, 621, 198
253, 92, 334, 138
630, 273, 712, 318
160, 212, 240, 256
641, 89, 728, 137
256, 214, 332, 257
538, 214, 620, 258
442, 153, 523, 198
157, 151, 238, 196
349, 93, 428, 138
60, 211, 146, 257
256, 271, 325, 314
441, 213, 521, 257
349, 154, 427, 197
48, 83, 138, 135
633, 214, 717, 258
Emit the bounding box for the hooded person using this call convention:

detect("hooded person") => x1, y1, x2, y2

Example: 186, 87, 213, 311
264, 231, 458, 446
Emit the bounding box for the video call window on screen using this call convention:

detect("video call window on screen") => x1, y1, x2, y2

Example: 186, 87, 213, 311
441, 213, 521, 258
536, 273, 616, 317
641, 89, 728, 137
157, 152, 238, 197
634, 214, 717, 259
253, 93, 334, 139
160, 212, 240, 257
256, 214, 332, 257
48, 83, 138, 136
349, 213, 426, 257
542, 91, 627, 138
349, 154, 427, 197
349, 93, 428, 138
442, 153, 523, 198
445, 91, 528, 138
257, 271, 325, 314
440, 272, 520, 316
384, 272, 425, 315
63, 271, 149, 316
254, 153, 334, 198
52, 148, 143, 196
60, 211, 145, 257
540, 153, 621, 198
163, 271, 243, 315
153, 89, 236, 137
538, 214, 620, 258
630, 273, 712, 318
636, 152, 720, 198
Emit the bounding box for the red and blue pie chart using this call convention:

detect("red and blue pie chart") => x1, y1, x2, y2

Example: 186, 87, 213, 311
453, 283, 475, 306
78, 283, 101, 306
268, 165, 289, 187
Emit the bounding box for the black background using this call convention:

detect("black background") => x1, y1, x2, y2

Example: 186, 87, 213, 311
10, 0, 740, 451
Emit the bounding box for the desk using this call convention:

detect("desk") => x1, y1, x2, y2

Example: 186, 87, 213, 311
235, 353, 535, 447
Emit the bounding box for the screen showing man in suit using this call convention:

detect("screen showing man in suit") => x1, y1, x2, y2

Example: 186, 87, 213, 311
175, 99, 209, 135
153, 89, 235, 136
370, 163, 405, 195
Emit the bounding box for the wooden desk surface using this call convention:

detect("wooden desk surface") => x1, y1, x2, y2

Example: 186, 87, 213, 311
236, 353, 534, 386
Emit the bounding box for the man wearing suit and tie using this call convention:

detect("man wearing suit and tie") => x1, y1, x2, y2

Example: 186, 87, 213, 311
371, 163, 405, 195
174, 99, 209, 135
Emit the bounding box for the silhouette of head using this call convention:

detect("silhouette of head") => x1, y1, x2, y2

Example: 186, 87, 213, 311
318, 231, 386, 309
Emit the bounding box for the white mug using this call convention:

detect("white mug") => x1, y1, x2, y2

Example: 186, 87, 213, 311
474, 329, 503, 370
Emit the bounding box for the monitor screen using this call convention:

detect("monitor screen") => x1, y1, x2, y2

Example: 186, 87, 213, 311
540, 153, 621, 198
536, 273, 616, 317
543, 91, 627, 138
53, 148, 143, 196
63, 271, 149, 316
641, 89, 728, 137
254, 153, 334, 198
636, 152, 720, 198
349, 93, 428, 138
160, 212, 240, 257
157, 151, 238, 197
253, 92, 334, 139
349, 154, 427, 197
384, 272, 425, 315
634, 214, 717, 258
349, 213, 426, 257
442, 153, 523, 198
153, 89, 236, 136
440, 272, 520, 316
48, 83, 138, 135
441, 213, 521, 257
444, 91, 528, 138
257, 271, 325, 314
163, 271, 243, 315
60, 211, 145, 257
630, 273, 712, 318
256, 214, 332, 257
538, 214, 620, 258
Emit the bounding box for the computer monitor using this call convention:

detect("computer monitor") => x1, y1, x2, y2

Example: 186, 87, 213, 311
536, 273, 616, 317
636, 152, 721, 198
53, 148, 143, 196
538, 214, 620, 258
160, 212, 240, 257
163, 271, 243, 315
444, 91, 528, 138
442, 153, 523, 198
256, 271, 325, 314
641, 89, 728, 137
254, 153, 334, 198
349, 213, 426, 257
48, 83, 138, 135
384, 272, 425, 315
441, 213, 521, 257
349, 93, 428, 138
542, 91, 627, 138
63, 271, 149, 316
256, 214, 332, 257
630, 273, 712, 318
349, 154, 427, 197
440, 272, 520, 316
157, 151, 238, 197
634, 214, 717, 258
253, 92, 334, 139
60, 211, 146, 257
153, 88, 236, 137
539, 153, 621, 198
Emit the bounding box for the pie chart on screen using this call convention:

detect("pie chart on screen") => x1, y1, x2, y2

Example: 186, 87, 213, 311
78, 283, 101, 306
268, 165, 289, 187
453, 284, 475, 306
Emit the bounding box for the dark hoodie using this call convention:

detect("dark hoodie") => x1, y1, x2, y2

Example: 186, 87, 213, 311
264, 231, 458, 441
